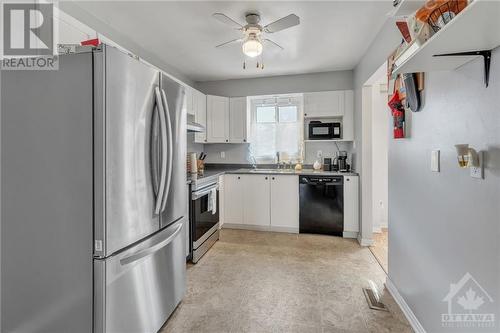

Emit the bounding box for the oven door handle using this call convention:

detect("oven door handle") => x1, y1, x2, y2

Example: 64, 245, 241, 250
192, 184, 218, 200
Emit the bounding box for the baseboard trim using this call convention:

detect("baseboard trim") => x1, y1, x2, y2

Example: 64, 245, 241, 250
373, 226, 382, 233
385, 277, 426, 333
223, 223, 267, 231
222, 224, 298, 234
343, 231, 358, 239
357, 235, 374, 246
270, 226, 299, 234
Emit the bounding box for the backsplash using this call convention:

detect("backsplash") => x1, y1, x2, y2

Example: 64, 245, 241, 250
188, 140, 354, 167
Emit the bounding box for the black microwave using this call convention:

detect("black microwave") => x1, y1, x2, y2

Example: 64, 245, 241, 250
308, 121, 341, 139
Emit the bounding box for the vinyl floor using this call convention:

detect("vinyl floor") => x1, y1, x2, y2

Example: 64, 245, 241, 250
161, 229, 411, 333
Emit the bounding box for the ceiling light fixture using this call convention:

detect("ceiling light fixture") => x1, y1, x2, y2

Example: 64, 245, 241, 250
242, 35, 263, 58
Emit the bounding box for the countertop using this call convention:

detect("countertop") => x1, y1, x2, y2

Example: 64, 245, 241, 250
225, 168, 359, 177
187, 164, 358, 188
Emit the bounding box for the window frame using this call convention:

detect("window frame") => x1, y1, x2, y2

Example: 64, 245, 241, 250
248, 94, 304, 164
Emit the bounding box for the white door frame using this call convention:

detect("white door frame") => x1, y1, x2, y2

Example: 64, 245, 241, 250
360, 61, 387, 246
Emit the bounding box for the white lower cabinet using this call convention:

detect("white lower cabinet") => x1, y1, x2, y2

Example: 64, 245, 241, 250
218, 175, 225, 228
270, 175, 299, 231
242, 175, 271, 226
223, 174, 299, 232
343, 176, 359, 237
223, 174, 244, 224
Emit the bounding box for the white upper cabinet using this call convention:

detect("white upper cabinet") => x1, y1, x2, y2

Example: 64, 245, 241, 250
206, 95, 230, 143
304, 91, 345, 118
303, 90, 354, 141
342, 90, 354, 141
205, 95, 248, 144
193, 90, 207, 143
270, 175, 299, 231
185, 87, 195, 115
229, 97, 249, 143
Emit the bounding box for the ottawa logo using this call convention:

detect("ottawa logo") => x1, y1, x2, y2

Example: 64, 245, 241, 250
442, 272, 495, 329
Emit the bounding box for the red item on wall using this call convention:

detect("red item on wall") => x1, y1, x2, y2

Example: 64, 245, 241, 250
388, 90, 405, 139
80, 38, 100, 47
396, 20, 412, 43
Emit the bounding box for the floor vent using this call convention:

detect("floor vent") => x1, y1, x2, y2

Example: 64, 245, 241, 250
363, 287, 389, 311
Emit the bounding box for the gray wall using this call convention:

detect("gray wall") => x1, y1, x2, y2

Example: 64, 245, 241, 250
60, 2, 195, 86
354, 19, 500, 332
194, 70, 354, 165
195, 70, 353, 97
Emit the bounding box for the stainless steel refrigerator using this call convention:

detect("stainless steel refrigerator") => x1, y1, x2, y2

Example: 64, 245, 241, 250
1, 45, 187, 333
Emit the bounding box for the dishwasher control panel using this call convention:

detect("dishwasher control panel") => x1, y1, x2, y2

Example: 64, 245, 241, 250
299, 176, 343, 185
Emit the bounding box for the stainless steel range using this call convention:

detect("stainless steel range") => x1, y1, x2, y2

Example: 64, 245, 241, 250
189, 175, 220, 263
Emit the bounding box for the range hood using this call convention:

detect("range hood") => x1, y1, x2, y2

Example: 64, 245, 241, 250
187, 121, 205, 133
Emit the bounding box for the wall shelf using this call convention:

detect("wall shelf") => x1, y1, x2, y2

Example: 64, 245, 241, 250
389, 0, 425, 17
393, 0, 500, 77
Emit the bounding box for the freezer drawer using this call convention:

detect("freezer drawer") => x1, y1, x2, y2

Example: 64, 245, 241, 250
94, 219, 186, 333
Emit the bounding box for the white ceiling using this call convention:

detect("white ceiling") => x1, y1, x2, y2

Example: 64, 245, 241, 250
72, 1, 392, 82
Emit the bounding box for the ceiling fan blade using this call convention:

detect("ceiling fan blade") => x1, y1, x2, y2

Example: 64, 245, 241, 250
215, 38, 243, 48
263, 38, 284, 50
212, 13, 243, 30
264, 14, 300, 33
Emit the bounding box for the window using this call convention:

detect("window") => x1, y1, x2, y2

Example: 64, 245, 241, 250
256, 106, 276, 123
249, 95, 304, 163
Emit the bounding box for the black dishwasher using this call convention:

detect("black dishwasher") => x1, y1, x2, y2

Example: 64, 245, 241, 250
299, 176, 343, 236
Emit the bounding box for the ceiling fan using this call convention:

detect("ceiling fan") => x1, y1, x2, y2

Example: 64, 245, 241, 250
212, 12, 300, 62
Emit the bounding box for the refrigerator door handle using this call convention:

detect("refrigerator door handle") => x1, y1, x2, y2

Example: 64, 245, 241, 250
150, 104, 160, 198
159, 89, 173, 213
154, 87, 168, 215
119, 221, 183, 266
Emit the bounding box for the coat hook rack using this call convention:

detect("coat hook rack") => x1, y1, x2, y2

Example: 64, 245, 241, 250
433, 50, 492, 88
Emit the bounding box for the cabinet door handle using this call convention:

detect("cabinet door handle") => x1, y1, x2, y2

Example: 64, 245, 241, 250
346, 178, 350, 181
243, 139, 246, 142
237, 176, 241, 180
265, 177, 268, 180
272, 177, 275, 180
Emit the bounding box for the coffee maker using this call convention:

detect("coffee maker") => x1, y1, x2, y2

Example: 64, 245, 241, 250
333, 151, 349, 172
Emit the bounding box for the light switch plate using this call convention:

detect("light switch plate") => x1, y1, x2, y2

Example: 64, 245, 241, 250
220, 151, 225, 159
431, 150, 440, 172
470, 151, 483, 179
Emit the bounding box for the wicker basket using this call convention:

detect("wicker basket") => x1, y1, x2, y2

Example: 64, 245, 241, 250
416, 0, 468, 33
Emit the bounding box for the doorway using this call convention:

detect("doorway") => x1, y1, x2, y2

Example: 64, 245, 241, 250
362, 62, 389, 273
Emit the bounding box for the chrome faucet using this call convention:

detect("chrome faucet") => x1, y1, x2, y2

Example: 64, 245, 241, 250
250, 155, 257, 169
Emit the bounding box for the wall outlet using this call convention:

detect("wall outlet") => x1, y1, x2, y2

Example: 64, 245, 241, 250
470, 151, 483, 179
431, 150, 440, 172
317, 150, 323, 158
220, 151, 225, 159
